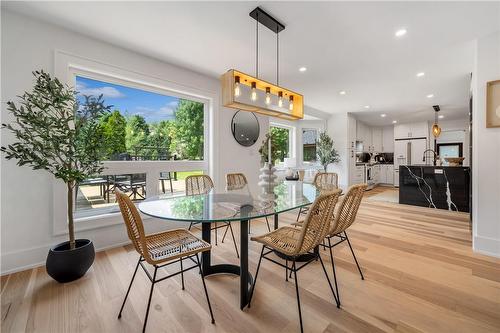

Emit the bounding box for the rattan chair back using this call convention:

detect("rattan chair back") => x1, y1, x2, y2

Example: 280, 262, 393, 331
328, 183, 367, 236
185, 175, 214, 195
297, 189, 341, 255
116, 189, 149, 260
313, 172, 339, 190
226, 173, 248, 190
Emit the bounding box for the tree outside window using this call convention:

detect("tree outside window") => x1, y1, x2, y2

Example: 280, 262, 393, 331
270, 126, 290, 164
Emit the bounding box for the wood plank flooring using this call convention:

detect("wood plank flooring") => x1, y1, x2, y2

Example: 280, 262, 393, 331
2, 187, 500, 333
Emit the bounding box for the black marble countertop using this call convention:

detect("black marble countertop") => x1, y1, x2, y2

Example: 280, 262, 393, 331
403, 165, 470, 169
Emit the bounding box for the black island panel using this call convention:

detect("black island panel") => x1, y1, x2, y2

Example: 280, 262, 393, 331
399, 165, 470, 212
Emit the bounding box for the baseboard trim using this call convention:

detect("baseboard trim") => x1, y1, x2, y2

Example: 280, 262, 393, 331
473, 235, 500, 258
1, 240, 131, 276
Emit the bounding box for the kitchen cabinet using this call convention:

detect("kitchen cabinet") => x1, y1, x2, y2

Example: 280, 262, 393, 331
394, 168, 400, 187
394, 122, 429, 139
373, 164, 381, 183
350, 163, 365, 185
372, 128, 382, 152
379, 164, 394, 184
382, 126, 394, 152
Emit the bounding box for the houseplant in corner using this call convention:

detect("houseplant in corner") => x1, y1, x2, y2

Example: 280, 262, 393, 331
317, 131, 341, 172
1, 70, 111, 283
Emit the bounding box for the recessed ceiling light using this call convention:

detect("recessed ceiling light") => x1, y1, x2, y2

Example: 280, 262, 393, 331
299, 67, 307, 72
427, 94, 434, 98
395, 28, 407, 37
392, 120, 397, 124
416, 72, 425, 77
438, 115, 444, 119
364, 105, 370, 109
381, 114, 387, 118
339, 90, 346, 95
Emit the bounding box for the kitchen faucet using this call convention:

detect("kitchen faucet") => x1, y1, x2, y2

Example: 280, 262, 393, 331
422, 149, 437, 166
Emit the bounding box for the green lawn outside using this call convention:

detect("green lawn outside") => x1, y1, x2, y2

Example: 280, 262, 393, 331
174, 170, 203, 180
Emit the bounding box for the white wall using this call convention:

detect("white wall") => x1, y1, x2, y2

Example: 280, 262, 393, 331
472, 30, 500, 257
0, 10, 267, 273
326, 113, 349, 188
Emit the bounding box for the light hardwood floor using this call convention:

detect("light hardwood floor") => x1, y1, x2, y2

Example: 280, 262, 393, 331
2, 187, 500, 333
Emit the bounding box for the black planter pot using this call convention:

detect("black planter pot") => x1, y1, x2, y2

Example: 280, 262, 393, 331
46, 239, 95, 283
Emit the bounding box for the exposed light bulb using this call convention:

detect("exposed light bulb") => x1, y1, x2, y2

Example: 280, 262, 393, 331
278, 91, 284, 108
234, 76, 241, 97
265, 87, 271, 105
251, 82, 257, 101
289, 95, 294, 111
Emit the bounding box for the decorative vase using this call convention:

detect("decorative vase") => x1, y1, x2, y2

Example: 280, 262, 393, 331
258, 162, 278, 200
46, 239, 95, 283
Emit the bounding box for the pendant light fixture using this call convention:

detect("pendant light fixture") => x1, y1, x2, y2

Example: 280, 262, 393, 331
221, 7, 303, 120
432, 105, 442, 138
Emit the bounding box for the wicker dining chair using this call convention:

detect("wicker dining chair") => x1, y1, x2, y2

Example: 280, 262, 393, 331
249, 189, 342, 333
296, 172, 339, 222
185, 175, 239, 258
225, 173, 271, 233
115, 189, 215, 333
323, 183, 367, 306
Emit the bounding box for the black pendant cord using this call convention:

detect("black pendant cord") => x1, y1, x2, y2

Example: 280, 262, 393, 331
276, 32, 279, 86
256, 11, 259, 78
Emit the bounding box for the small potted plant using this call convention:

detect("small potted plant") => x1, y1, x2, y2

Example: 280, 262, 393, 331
1, 71, 111, 283
317, 131, 341, 171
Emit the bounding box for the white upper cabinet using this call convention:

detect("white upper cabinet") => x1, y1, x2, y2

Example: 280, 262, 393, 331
371, 128, 382, 152
382, 126, 394, 152
394, 122, 428, 139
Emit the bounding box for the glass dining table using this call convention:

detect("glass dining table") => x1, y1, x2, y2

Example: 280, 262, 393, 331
138, 181, 333, 310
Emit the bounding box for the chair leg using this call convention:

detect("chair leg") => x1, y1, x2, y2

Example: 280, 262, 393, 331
344, 231, 364, 280
180, 257, 185, 290
296, 207, 302, 223
328, 238, 340, 307
118, 257, 141, 319
248, 246, 265, 307
228, 223, 239, 258
221, 223, 230, 243
188, 222, 193, 230
143, 266, 157, 333
214, 222, 218, 246
292, 261, 304, 333
285, 259, 288, 282
196, 254, 215, 324
265, 216, 271, 232
318, 253, 340, 307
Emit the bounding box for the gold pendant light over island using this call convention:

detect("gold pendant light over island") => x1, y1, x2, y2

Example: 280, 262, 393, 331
221, 7, 304, 120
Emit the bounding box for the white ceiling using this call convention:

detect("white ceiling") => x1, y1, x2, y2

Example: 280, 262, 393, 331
4, 1, 500, 125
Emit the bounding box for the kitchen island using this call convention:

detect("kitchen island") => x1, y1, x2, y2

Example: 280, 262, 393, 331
399, 165, 470, 212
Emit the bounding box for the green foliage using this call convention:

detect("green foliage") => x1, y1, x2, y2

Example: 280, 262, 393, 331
144, 121, 172, 160
270, 127, 290, 163
303, 145, 317, 162
169, 100, 204, 160
1, 70, 111, 248
317, 131, 341, 171
125, 114, 149, 154
99, 110, 126, 158
258, 132, 279, 165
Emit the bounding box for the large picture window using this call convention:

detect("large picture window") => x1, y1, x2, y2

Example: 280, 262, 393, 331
270, 125, 291, 164
74, 75, 207, 219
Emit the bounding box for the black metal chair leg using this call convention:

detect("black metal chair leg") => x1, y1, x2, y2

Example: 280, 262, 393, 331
214, 222, 218, 246
196, 254, 215, 324
344, 231, 364, 280
180, 257, 185, 290
296, 207, 302, 223
143, 267, 157, 333
285, 259, 288, 282
248, 246, 265, 307
118, 257, 141, 319
221, 223, 230, 243
328, 238, 340, 307
265, 217, 271, 232
292, 261, 304, 333
318, 253, 340, 306
228, 223, 239, 258
188, 222, 193, 230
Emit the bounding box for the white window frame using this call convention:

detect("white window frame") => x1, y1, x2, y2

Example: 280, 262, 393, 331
301, 128, 319, 164
52, 50, 217, 235
269, 122, 296, 167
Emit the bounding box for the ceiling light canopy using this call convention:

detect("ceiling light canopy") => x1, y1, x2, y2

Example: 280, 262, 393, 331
221, 7, 303, 120
395, 28, 407, 37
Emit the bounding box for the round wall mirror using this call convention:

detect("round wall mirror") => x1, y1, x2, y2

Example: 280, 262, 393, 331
231, 111, 260, 147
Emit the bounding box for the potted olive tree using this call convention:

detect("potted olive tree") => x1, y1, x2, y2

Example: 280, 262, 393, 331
317, 131, 341, 171
1, 71, 111, 283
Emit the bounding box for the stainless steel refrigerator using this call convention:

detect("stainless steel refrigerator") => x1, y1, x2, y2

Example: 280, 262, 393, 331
394, 138, 428, 187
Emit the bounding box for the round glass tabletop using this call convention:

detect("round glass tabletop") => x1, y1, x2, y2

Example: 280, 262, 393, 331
138, 181, 332, 223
